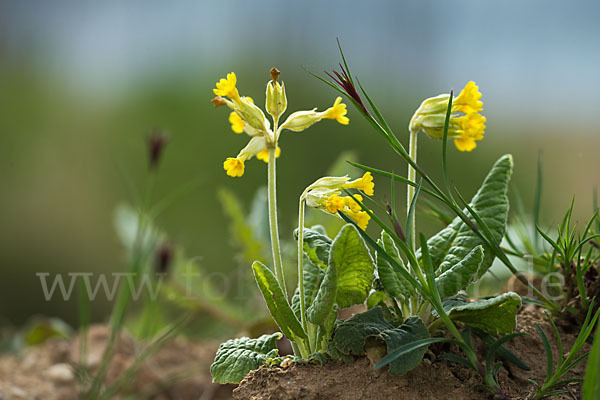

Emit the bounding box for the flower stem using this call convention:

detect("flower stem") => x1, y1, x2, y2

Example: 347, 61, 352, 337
407, 129, 418, 251
297, 199, 307, 332
407, 129, 419, 314
268, 146, 287, 295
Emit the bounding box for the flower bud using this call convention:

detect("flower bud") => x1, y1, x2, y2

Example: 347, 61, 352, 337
232, 97, 271, 135
147, 129, 169, 171
278, 109, 320, 132
155, 242, 174, 275
266, 80, 287, 121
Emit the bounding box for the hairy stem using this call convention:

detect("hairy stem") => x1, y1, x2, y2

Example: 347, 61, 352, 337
268, 146, 287, 295
407, 129, 418, 314
297, 199, 307, 332
407, 129, 418, 250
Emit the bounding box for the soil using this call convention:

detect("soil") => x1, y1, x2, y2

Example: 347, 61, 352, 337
0, 325, 235, 400
233, 306, 591, 400
0, 306, 591, 400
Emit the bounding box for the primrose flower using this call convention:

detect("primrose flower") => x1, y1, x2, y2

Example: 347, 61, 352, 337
213, 69, 349, 177
409, 81, 486, 152
302, 172, 374, 230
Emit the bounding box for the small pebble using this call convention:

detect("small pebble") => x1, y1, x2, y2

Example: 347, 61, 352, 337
47, 363, 75, 382
9, 387, 27, 398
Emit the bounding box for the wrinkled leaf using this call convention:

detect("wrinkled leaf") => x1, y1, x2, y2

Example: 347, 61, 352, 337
332, 307, 394, 356
210, 332, 281, 383
331, 307, 429, 375
446, 292, 522, 335
252, 261, 307, 340
377, 231, 413, 299
330, 224, 375, 308
307, 256, 338, 326
316, 305, 338, 349
423, 155, 513, 278
378, 317, 430, 375
294, 226, 332, 270
435, 246, 484, 299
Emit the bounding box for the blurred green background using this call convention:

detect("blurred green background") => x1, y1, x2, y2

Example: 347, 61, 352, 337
1, 0, 599, 327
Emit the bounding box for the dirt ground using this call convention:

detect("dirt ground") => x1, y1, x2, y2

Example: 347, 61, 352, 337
0, 306, 591, 400
234, 306, 590, 400
0, 325, 234, 400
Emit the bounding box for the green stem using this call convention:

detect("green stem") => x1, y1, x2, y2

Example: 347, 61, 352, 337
407, 129, 419, 314
297, 199, 307, 332
268, 147, 287, 295
407, 129, 418, 251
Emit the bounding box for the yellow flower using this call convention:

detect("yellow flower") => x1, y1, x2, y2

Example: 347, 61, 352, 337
213, 69, 350, 177
409, 81, 485, 152
322, 97, 349, 125
325, 194, 347, 213
213, 72, 239, 100
345, 172, 374, 196
223, 157, 245, 177
453, 112, 486, 151
322, 194, 370, 229
229, 112, 245, 134
349, 210, 371, 230
453, 136, 477, 152
454, 81, 483, 113
302, 174, 373, 229
256, 146, 281, 163
345, 194, 363, 213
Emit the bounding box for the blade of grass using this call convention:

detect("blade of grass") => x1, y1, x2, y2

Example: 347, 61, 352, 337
348, 162, 444, 202
441, 92, 454, 203
533, 151, 543, 245
406, 180, 423, 250
374, 337, 457, 370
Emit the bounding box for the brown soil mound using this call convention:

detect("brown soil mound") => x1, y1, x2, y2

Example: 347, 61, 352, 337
0, 306, 591, 400
0, 325, 234, 400
234, 306, 590, 400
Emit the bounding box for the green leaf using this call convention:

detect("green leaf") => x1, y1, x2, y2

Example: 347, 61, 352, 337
252, 261, 307, 340
295, 226, 332, 270
210, 332, 282, 383
218, 188, 267, 265
446, 292, 522, 335
434, 245, 484, 299
307, 256, 338, 326
23, 317, 73, 346
291, 256, 325, 320
366, 291, 388, 309
329, 224, 375, 308
423, 155, 513, 278
376, 231, 413, 299
332, 307, 395, 356
583, 311, 600, 399
316, 306, 338, 348
331, 307, 430, 375
378, 317, 430, 375
472, 329, 530, 371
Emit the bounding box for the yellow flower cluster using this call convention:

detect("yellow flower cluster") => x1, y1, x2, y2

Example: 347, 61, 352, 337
324, 194, 370, 230
213, 70, 349, 177
409, 81, 486, 152
303, 172, 374, 230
